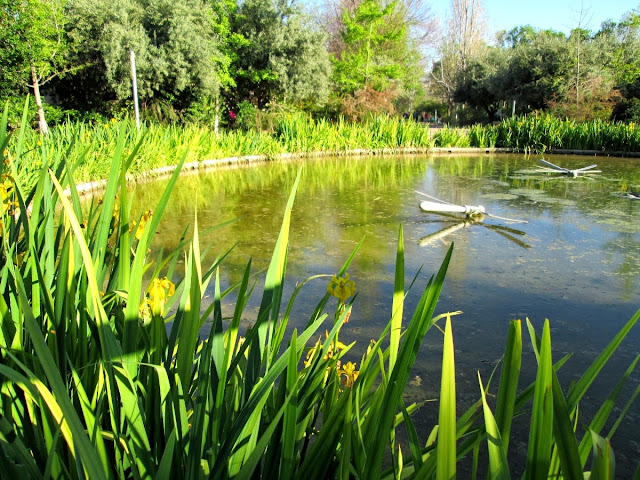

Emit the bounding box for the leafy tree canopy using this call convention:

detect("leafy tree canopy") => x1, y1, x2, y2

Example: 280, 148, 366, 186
230, 0, 330, 107
332, 0, 407, 95
64, 0, 223, 109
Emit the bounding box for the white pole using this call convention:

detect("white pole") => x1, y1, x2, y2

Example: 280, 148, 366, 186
130, 50, 140, 130
512, 100, 516, 117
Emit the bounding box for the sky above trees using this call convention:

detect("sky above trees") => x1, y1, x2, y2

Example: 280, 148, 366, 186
430, 0, 640, 36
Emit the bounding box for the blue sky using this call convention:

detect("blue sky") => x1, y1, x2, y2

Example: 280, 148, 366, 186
434, 0, 639, 35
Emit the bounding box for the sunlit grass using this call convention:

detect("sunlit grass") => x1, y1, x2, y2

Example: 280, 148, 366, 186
5, 109, 639, 191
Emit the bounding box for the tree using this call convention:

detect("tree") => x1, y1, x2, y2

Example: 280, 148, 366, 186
332, 0, 404, 94
1, 0, 70, 133
322, 0, 437, 58
447, 0, 486, 72
63, 0, 224, 117
501, 28, 572, 111
453, 46, 508, 122
430, 0, 487, 116
208, 0, 243, 130
0, 0, 31, 98
330, 0, 423, 118
605, 9, 640, 121
230, 0, 330, 108
552, 26, 617, 121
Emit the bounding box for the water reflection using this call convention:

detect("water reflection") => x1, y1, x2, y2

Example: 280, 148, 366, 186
418, 213, 530, 249
130, 152, 640, 338
130, 153, 640, 476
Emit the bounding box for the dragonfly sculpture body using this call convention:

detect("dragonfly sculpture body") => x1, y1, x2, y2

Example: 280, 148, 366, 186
415, 191, 530, 248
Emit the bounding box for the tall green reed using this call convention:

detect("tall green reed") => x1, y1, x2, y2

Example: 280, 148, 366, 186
8, 108, 640, 193
468, 124, 498, 148
495, 113, 640, 153
432, 127, 471, 148
0, 101, 461, 478
1, 100, 639, 479
6, 111, 440, 188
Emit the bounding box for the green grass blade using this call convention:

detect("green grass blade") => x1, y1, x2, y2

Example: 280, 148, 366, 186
246, 168, 301, 391
68, 364, 111, 477
295, 386, 352, 480
176, 248, 204, 390
210, 315, 325, 478
156, 429, 177, 478
0, 317, 107, 479
0, 414, 43, 479
607, 383, 640, 439
389, 224, 404, 373
402, 403, 423, 471
589, 430, 615, 480
494, 319, 522, 455
579, 355, 640, 466
478, 372, 511, 480
524, 319, 554, 480
436, 316, 457, 480
566, 308, 640, 409
363, 243, 453, 480
90, 125, 128, 271
235, 387, 296, 480
549, 372, 583, 479
49, 172, 153, 476
279, 329, 299, 480
48, 172, 122, 359
123, 145, 189, 356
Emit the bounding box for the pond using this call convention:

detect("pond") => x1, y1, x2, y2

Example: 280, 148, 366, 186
131, 152, 640, 475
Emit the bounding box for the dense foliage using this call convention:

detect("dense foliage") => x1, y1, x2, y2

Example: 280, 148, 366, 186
1, 106, 639, 479
3, 1, 640, 128
4, 110, 639, 189
230, 0, 330, 108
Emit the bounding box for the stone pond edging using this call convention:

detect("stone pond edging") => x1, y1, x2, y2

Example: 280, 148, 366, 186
67, 146, 640, 197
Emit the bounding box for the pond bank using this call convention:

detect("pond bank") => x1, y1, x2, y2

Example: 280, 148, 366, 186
69, 146, 640, 197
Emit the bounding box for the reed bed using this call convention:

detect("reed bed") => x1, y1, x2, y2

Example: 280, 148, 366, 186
5, 107, 640, 191
487, 114, 640, 153
8, 112, 437, 186
1, 102, 639, 479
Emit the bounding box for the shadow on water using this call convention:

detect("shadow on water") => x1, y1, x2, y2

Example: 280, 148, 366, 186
130, 153, 640, 477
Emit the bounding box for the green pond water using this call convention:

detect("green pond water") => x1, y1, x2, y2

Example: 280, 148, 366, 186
131, 153, 640, 475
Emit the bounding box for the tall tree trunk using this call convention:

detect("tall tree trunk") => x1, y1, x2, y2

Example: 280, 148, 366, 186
31, 63, 49, 135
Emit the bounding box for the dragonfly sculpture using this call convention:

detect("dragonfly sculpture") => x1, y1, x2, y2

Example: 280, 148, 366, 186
416, 192, 530, 248
535, 159, 602, 177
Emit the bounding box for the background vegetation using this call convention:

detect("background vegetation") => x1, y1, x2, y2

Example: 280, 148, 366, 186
3, 0, 640, 130
1, 110, 639, 478
3, 111, 638, 187
2, 0, 640, 477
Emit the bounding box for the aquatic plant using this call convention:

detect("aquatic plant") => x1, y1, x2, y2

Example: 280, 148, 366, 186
432, 126, 471, 148
495, 114, 640, 153
468, 124, 498, 148
6, 104, 640, 192
1, 102, 639, 478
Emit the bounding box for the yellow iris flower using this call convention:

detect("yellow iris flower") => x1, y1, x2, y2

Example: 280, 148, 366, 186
130, 209, 153, 240
1, 175, 17, 215
139, 277, 175, 326
338, 361, 359, 387
304, 331, 348, 367
327, 273, 356, 303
